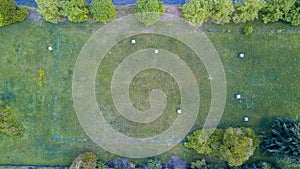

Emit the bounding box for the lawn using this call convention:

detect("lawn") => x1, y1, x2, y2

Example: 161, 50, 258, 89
0, 17, 299, 167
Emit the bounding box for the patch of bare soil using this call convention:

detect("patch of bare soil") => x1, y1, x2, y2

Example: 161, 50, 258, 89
26, 8, 42, 21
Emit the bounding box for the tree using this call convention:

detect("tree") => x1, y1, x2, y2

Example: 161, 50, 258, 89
284, 1, 300, 26
179, 0, 210, 26
232, 0, 265, 23
0, 102, 24, 136
62, 0, 89, 23
261, 116, 300, 163
0, 0, 28, 27
133, 0, 165, 26
209, 0, 234, 24
185, 128, 260, 167
90, 0, 116, 24
260, 0, 296, 23
36, 0, 63, 23
69, 152, 98, 169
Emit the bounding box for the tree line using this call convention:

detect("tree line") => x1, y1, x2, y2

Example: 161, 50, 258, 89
180, 0, 300, 26
1, 0, 299, 27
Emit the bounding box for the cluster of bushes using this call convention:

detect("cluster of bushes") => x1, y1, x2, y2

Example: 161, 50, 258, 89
35, 0, 165, 26
180, 0, 300, 26
35, 0, 116, 23
185, 127, 260, 167
70, 153, 276, 169
184, 116, 300, 168
70, 153, 186, 169
0, 0, 28, 27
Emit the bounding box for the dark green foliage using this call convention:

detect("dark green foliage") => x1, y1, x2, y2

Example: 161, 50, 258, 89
232, 0, 265, 23
133, 0, 165, 26
70, 152, 98, 169
90, 0, 116, 24
261, 116, 300, 161
284, 2, 300, 26
36, 0, 63, 23
260, 0, 296, 23
179, 0, 210, 26
243, 25, 253, 35
209, 0, 234, 24
185, 128, 260, 167
0, 103, 24, 136
62, 0, 89, 23
0, 0, 28, 27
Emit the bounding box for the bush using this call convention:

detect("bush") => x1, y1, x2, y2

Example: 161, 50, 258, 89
261, 116, 300, 162
209, 0, 234, 25
179, 0, 210, 26
0, 102, 24, 136
284, 6, 300, 26
260, 0, 296, 24
36, 0, 63, 23
133, 0, 165, 26
243, 26, 253, 35
232, 0, 265, 23
90, 0, 116, 24
62, 0, 89, 23
0, 0, 28, 27
185, 128, 260, 167
69, 152, 98, 169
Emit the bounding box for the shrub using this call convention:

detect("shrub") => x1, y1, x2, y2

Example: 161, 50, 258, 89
232, 0, 265, 23
69, 152, 98, 169
243, 26, 253, 35
179, 0, 210, 26
36, 0, 63, 23
260, 0, 296, 24
0, 102, 24, 136
209, 0, 234, 25
62, 0, 89, 23
185, 128, 260, 167
261, 116, 300, 162
133, 0, 165, 26
90, 0, 116, 24
0, 0, 28, 27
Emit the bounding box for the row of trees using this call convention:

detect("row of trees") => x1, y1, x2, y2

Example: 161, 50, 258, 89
35, 0, 164, 25
180, 0, 300, 26
0, 0, 28, 27
1, 0, 299, 27
35, 0, 116, 23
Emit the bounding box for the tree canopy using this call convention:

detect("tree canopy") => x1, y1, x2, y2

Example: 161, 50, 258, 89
36, 0, 63, 23
90, 0, 116, 24
284, 1, 300, 26
0, 0, 28, 27
185, 128, 260, 167
0, 102, 24, 136
209, 0, 234, 24
260, 0, 296, 23
261, 116, 300, 162
232, 0, 265, 23
62, 0, 89, 23
133, 0, 165, 26
179, 0, 210, 26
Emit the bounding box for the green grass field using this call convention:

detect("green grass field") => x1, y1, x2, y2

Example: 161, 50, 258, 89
0, 18, 299, 167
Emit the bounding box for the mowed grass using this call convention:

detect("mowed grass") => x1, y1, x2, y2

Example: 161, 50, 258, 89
0, 18, 299, 166
96, 33, 210, 138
